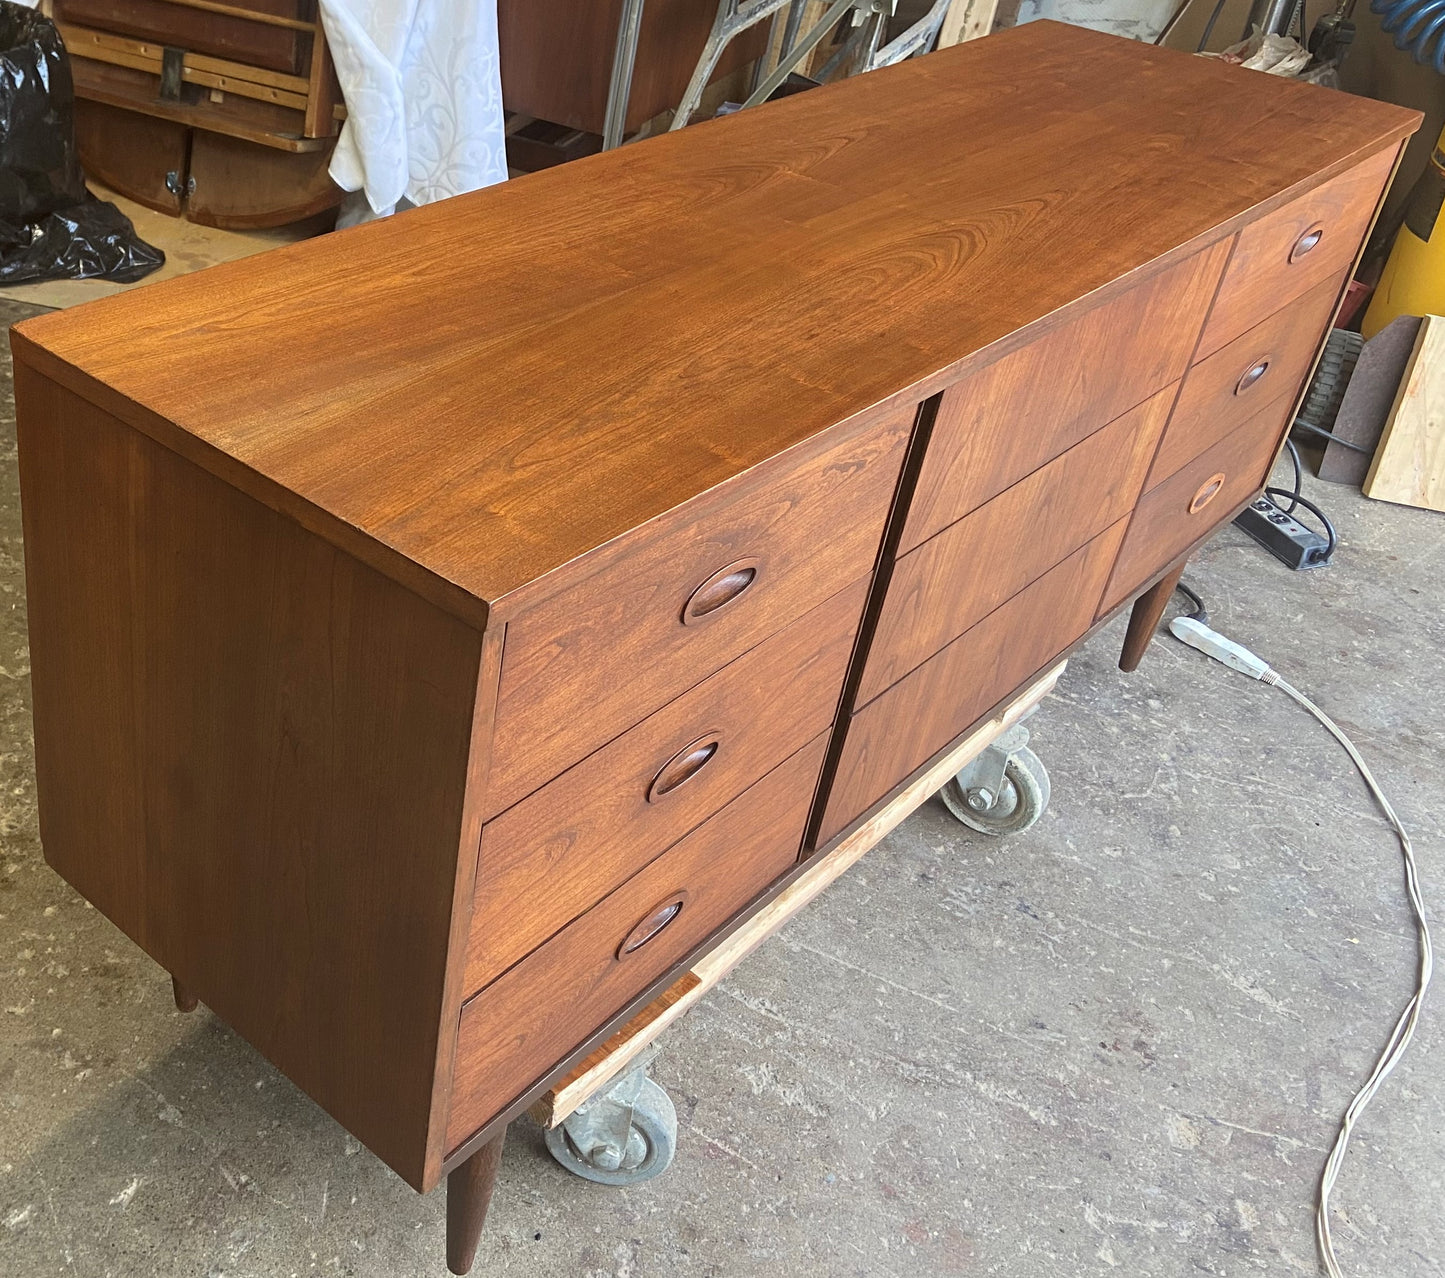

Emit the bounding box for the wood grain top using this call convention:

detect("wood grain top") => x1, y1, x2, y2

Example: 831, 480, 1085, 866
11, 21, 1417, 612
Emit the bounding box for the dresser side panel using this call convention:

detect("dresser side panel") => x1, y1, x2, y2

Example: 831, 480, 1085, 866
14, 366, 483, 1190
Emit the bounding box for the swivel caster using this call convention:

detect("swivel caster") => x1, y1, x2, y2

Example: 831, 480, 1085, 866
940, 722, 1050, 836
544, 1057, 677, 1186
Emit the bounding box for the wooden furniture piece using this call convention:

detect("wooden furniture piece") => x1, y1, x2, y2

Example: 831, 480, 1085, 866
10, 21, 1415, 1274
499, 0, 768, 136
57, 0, 343, 227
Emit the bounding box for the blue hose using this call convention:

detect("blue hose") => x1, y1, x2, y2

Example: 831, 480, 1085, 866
1372, 0, 1445, 72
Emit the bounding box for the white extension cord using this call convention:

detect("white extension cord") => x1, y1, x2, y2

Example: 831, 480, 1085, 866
1168, 611, 1433, 1277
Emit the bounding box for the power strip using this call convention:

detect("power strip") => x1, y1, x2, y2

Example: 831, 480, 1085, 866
1234, 497, 1331, 570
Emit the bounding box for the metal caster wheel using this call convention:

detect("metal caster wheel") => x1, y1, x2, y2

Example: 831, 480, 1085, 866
940, 721, 1050, 837
941, 746, 1050, 835
544, 1069, 677, 1186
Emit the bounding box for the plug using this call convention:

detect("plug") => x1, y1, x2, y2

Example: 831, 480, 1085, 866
1168, 616, 1272, 680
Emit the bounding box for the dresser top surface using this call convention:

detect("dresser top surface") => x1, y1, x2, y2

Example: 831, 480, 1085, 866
12, 21, 1416, 609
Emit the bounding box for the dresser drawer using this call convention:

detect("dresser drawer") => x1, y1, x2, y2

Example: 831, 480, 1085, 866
1198, 147, 1393, 358
858, 389, 1171, 705
817, 524, 1125, 845
1102, 400, 1293, 614
464, 580, 865, 993
484, 407, 912, 815
1149, 275, 1339, 488
446, 735, 824, 1150
900, 239, 1228, 552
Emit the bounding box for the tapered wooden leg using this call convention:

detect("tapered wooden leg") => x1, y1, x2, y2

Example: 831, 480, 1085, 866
171, 975, 199, 1012
446, 1127, 507, 1276
1119, 560, 1187, 672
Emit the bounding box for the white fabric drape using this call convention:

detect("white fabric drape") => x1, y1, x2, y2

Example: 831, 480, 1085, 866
318, 0, 508, 217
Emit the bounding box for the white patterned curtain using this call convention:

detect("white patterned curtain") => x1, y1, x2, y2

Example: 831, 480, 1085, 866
318, 0, 508, 217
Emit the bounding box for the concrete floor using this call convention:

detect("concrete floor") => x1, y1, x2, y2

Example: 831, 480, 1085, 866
0, 294, 1441, 1278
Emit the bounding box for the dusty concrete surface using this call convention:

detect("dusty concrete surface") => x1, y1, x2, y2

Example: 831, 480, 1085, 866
0, 294, 1440, 1278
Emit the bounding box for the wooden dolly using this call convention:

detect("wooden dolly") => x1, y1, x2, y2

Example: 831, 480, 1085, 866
529, 662, 1064, 1182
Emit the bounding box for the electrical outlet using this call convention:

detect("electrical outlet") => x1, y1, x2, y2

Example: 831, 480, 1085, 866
1234, 498, 1332, 570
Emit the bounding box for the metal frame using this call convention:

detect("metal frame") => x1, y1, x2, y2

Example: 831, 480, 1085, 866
868, 0, 953, 68
602, 0, 650, 149
727, 0, 865, 120
1239, 0, 1300, 40
599, 0, 953, 149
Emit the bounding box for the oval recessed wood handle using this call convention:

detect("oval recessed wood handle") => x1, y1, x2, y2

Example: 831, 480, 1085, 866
1189, 472, 1226, 515
648, 733, 721, 802
1235, 358, 1270, 395
682, 558, 759, 625
1289, 224, 1324, 263
618, 891, 689, 958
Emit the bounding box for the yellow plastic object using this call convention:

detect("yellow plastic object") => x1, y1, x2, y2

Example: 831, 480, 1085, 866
1363, 124, 1445, 339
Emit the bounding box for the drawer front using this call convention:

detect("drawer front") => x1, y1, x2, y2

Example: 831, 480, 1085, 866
446, 736, 826, 1150
1150, 276, 1340, 489
817, 524, 1125, 846
1198, 147, 1394, 358
486, 406, 913, 815
859, 388, 1171, 705
1101, 399, 1293, 614
901, 239, 1229, 552
464, 579, 866, 993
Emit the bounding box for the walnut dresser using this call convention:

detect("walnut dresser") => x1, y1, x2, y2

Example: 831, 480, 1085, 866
9, 22, 1417, 1273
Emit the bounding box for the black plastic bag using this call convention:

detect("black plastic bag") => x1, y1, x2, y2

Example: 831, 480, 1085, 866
0, 0, 163, 284
0, 199, 167, 283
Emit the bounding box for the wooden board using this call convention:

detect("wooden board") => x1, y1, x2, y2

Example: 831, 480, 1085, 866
55, 0, 310, 76
529, 661, 1066, 1128
939, 0, 1002, 45
58, 21, 312, 108
69, 56, 327, 152
1364, 313, 1445, 511
12, 22, 1419, 619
